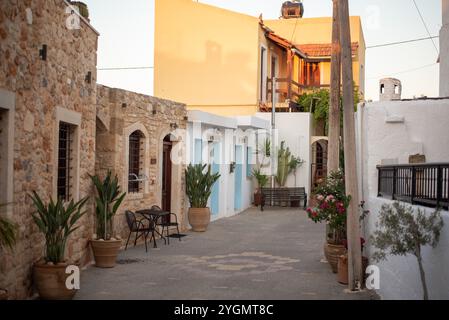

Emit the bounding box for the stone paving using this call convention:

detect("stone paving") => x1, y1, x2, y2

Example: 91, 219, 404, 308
76, 207, 378, 300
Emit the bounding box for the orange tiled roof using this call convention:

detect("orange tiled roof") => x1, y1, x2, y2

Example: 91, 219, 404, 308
297, 42, 359, 58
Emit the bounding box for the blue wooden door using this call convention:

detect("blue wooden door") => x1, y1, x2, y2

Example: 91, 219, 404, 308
234, 145, 243, 211
211, 142, 220, 216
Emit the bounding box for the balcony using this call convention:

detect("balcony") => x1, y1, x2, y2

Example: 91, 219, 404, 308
260, 77, 331, 112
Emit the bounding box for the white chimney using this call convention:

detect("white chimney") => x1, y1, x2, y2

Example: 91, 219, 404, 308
440, 0, 449, 97
379, 78, 402, 101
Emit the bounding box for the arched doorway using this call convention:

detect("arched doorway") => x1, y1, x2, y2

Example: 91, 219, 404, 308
311, 139, 328, 191
162, 135, 173, 213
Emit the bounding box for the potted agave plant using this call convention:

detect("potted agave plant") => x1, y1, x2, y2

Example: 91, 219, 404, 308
90, 171, 126, 268
0, 203, 16, 300
252, 168, 268, 206
306, 170, 349, 273
30, 192, 88, 300
185, 164, 220, 232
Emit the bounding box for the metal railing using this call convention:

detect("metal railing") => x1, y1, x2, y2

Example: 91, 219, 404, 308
377, 163, 449, 210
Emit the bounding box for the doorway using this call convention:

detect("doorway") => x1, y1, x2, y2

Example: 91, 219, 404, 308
162, 135, 173, 213
234, 145, 243, 211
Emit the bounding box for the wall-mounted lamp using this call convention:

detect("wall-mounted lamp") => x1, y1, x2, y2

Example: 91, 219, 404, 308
85, 71, 92, 84
39, 44, 47, 61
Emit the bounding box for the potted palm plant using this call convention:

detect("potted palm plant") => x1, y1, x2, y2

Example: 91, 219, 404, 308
185, 164, 220, 232
90, 171, 126, 268
251, 168, 268, 206
29, 192, 88, 300
0, 203, 16, 300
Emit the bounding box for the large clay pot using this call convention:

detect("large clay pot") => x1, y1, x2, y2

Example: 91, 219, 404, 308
188, 207, 211, 232
254, 192, 263, 206
323, 242, 346, 273
91, 239, 121, 268
0, 289, 8, 300
33, 263, 77, 300
337, 254, 370, 285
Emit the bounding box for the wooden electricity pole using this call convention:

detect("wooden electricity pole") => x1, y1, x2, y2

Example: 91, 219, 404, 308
328, 0, 341, 174
338, 0, 362, 291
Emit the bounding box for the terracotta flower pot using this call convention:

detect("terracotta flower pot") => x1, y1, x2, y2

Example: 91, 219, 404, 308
337, 254, 369, 285
254, 192, 263, 206
91, 239, 122, 268
323, 242, 346, 273
33, 262, 77, 300
0, 289, 8, 300
188, 207, 211, 232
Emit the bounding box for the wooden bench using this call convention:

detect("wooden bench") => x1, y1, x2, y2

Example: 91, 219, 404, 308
260, 187, 307, 211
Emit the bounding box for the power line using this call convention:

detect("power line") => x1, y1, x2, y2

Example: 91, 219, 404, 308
97, 66, 154, 71
367, 62, 438, 80
367, 35, 439, 49
412, 0, 439, 56
290, 17, 299, 43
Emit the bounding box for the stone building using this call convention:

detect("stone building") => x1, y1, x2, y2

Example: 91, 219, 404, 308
96, 85, 187, 236
0, 1, 187, 299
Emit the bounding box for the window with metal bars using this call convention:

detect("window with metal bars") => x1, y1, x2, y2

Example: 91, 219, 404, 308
57, 122, 74, 201
128, 131, 143, 193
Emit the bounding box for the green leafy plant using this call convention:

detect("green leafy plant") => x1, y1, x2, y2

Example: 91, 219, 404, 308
185, 164, 221, 208
306, 169, 350, 244
275, 141, 304, 187
29, 192, 88, 264
296, 86, 360, 135
258, 138, 271, 159
90, 171, 126, 240
252, 168, 269, 192
371, 202, 444, 300
0, 204, 16, 250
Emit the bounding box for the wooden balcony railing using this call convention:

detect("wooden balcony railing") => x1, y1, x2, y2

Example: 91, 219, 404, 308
266, 77, 331, 103
377, 163, 449, 210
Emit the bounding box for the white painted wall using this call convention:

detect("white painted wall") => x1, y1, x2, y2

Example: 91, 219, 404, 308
440, 0, 449, 97
364, 198, 449, 300
255, 112, 313, 196
186, 111, 270, 223
356, 99, 449, 200
355, 99, 449, 299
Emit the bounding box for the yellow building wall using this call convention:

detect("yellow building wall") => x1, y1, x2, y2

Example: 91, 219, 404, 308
154, 0, 260, 115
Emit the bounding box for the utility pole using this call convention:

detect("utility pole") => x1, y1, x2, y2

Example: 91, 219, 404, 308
271, 77, 277, 190
338, 0, 362, 291
328, 0, 341, 174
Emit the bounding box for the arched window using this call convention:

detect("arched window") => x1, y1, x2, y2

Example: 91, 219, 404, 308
128, 130, 144, 193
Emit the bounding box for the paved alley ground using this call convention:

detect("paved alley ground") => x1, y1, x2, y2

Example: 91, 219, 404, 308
76, 207, 377, 300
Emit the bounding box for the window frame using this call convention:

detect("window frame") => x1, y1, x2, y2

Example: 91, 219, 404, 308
54, 107, 81, 201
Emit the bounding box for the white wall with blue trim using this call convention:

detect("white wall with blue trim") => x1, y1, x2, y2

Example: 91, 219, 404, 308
186, 111, 270, 223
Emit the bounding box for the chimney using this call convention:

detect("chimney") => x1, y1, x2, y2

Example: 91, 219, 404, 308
379, 78, 402, 101
281, 1, 304, 19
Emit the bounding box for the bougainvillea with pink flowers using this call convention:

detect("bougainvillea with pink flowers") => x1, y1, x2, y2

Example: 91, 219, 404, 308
306, 170, 350, 244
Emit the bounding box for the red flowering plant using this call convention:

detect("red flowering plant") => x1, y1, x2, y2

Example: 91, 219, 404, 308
306, 169, 350, 245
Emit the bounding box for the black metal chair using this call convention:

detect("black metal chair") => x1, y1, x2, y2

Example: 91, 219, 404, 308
151, 205, 181, 245
125, 210, 155, 252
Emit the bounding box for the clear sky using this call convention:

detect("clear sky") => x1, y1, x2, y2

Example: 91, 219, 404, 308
83, 0, 442, 101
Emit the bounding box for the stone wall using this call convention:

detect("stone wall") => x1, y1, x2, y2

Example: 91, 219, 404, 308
95, 85, 188, 239
0, 0, 99, 298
